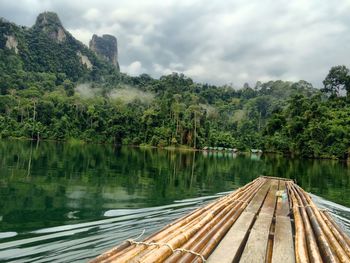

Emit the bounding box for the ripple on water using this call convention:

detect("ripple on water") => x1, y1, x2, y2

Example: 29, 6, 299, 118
0, 232, 17, 239
0, 195, 218, 263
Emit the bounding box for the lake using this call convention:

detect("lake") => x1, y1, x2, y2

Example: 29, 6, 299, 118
0, 140, 350, 262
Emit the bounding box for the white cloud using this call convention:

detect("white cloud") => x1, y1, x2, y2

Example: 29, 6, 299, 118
68, 28, 93, 46
83, 8, 101, 21
122, 61, 144, 76
153, 63, 172, 75
1, 0, 350, 87
184, 64, 206, 78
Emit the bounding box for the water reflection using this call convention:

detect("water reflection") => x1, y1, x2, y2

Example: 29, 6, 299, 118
250, 153, 261, 161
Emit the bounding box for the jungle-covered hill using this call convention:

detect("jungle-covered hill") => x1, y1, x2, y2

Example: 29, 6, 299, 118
0, 12, 349, 159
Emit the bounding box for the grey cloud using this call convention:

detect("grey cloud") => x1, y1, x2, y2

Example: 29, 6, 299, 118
1, 0, 350, 87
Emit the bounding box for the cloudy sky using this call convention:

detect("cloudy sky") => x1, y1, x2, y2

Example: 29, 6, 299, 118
1, 0, 350, 87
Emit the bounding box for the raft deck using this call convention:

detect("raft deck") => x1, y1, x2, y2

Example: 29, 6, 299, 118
208, 177, 293, 263
92, 176, 350, 263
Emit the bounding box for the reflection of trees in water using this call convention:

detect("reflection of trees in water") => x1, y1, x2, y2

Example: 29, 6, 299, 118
0, 140, 350, 232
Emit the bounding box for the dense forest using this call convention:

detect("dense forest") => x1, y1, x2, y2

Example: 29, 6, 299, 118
0, 13, 350, 159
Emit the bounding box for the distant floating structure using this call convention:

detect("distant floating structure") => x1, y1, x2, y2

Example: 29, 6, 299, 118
203, 147, 238, 153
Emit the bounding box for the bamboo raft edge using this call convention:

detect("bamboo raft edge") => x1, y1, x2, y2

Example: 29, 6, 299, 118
90, 176, 350, 263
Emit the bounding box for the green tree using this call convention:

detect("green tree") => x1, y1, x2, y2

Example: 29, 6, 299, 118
322, 65, 350, 97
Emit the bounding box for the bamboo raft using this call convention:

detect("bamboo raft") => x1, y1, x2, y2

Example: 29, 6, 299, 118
91, 176, 350, 263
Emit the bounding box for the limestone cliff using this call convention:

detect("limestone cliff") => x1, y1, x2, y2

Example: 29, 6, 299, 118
89, 34, 119, 69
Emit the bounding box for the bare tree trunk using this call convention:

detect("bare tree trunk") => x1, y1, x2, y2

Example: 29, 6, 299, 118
176, 117, 179, 136
18, 98, 23, 123
33, 100, 36, 121
32, 100, 36, 139
194, 112, 197, 149
27, 142, 33, 178
258, 112, 262, 131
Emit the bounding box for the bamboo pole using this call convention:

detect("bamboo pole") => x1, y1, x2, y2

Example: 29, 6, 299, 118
321, 211, 350, 247
89, 243, 130, 263
320, 211, 350, 257
292, 185, 340, 263
294, 185, 347, 263
288, 185, 322, 262
286, 182, 310, 263
185, 197, 253, 262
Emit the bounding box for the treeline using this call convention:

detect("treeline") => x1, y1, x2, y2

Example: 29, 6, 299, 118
265, 66, 350, 159
1, 63, 349, 159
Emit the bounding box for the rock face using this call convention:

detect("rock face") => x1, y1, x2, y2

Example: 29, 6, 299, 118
77, 51, 93, 69
89, 34, 119, 69
34, 12, 66, 43
5, 35, 18, 54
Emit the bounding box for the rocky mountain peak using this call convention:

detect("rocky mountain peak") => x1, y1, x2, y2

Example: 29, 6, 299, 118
89, 34, 119, 69
34, 12, 66, 43
35, 12, 63, 28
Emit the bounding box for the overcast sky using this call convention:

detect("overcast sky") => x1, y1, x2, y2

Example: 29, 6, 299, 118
1, 0, 350, 87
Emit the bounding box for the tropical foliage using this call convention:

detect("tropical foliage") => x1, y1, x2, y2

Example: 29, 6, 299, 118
0, 15, 349, 159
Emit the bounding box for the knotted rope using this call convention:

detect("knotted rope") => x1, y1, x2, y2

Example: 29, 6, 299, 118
126, 229, 206, 262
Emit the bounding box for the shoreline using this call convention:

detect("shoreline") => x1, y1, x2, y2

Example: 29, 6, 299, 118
1, 137, 348, 161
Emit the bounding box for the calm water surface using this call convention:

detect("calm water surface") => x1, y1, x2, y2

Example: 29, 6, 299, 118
0, 140, 350, 262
